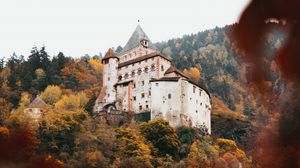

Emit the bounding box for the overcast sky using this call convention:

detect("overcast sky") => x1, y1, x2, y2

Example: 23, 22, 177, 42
0, 0, 250, 58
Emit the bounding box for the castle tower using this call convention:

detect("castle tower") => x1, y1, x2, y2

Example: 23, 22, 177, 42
101, 48, 119, 105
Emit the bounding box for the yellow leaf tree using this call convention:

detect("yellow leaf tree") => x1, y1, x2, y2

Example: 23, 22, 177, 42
183, 67, 201, 83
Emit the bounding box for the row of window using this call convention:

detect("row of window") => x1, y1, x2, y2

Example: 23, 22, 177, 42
193, 86, 203, 96
121, 48, 149, 62
119, 65, 165, 81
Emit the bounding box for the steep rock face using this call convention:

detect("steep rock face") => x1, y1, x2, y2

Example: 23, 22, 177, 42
94, 111, 133, 127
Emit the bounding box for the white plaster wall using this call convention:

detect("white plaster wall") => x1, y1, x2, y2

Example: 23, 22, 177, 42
150, 81, 182, 127
116, 84, 130, 111
117, 57, 159, 113
103, 58, 118, 103
182, 80, 211, 133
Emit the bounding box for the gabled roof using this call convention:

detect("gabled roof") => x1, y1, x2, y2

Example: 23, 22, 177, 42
121, 25, 157, 53
30, 97, 47, 108
118, 52, 171, 68
164, 66, 189, 79
102, 48, 119, 63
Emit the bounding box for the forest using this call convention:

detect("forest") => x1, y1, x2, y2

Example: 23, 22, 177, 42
0, 24, 284, 167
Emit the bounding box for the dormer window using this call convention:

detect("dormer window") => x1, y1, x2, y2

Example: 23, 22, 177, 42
140, 39, 149, 48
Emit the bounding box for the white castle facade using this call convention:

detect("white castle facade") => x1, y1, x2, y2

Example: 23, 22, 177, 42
95, 25, 211, 133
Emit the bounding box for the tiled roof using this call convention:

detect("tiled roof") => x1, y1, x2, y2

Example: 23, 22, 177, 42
121, 25, 157, 52
150, 77, 181, 82
102, 48, 119, 63
114, 80, 133, 87
30, 97, 47, 108
118, 52, 171, 68
164, 66, 189, 79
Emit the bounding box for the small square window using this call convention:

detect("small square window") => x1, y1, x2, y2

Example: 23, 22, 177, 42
141, 93, 145, 98
133, 96, 136, 101
168, 94, 172, 99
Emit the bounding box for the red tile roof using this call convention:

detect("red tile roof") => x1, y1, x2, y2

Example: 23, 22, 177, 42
164, 66, 189, 79
118, 52, 171, 68
102, 48, 119, 63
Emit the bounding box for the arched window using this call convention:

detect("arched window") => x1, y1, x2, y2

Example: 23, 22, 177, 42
144, 66, 149, 73
125, 73, 129, 79
137, 68, 142, 75
131, 70, 135, 77
151, 64, 155, 71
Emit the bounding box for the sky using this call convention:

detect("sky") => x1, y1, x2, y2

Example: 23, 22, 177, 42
0, 0, 250, 58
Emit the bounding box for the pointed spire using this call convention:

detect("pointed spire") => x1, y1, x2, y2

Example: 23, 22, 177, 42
122, 25, 157, 52
105, 48, 115, 58
102, 48, 119, 63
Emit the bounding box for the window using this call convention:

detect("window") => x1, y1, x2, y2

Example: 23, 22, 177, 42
168, 93, 172, 99
149, 91, 151, 96
133, 83, 136, 88
199, 90, 202, 96
138, 68, 142, 75
141, 81, 144, 86
196, 110, 198, 113
139, 105, 142, 111
193, 86, 196, 93
108, 94, 110, 97
144, 67, 149, 73
125, 73, 129, 79
141, 93, 145, 98
161, 65, 164, 71
118, 76, 122, 81
108, 77, 110, 81
133, 96, 136, 101
146, 105, 149, 109
131, 71, 135, 77
156, 83, 159, 86
151, 64, 155, 71
200, 103, 202, 106
151, 58, 154, 61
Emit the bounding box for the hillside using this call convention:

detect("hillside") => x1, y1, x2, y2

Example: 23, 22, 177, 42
0, 24, 285, 167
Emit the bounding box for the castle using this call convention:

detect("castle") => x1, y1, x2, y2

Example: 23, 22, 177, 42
95, 25, 211, 133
